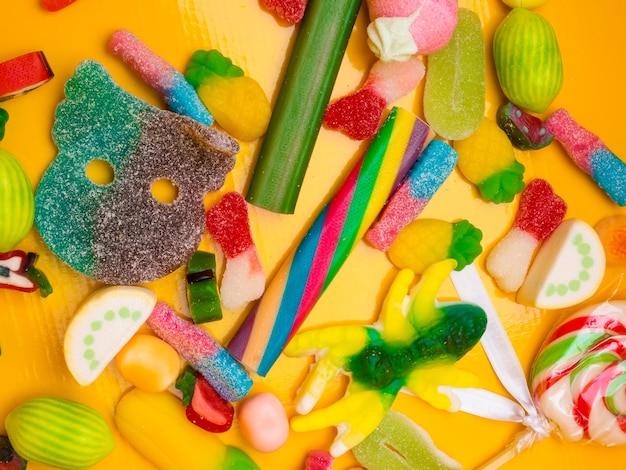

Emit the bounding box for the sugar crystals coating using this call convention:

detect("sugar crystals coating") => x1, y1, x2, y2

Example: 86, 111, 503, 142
35, 61, 238, 284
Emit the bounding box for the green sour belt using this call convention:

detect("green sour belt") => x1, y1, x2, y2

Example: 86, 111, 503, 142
245, 0, 363, 214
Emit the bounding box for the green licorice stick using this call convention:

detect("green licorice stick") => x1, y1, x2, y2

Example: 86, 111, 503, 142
245, 0, 362, 214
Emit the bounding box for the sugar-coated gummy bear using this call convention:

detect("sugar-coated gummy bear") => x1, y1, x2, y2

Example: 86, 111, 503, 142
388, 218, 483, 274
115, 389, 260, 470
455, 117, 525, 204
0, 51, 54, 101
517, 218, 606, 309
284, 260, 486, 456
545, 108, 626, 206
109, 30, 214, 126
365, 139, 456, 251
206, 192, 266, 310
486, 179, 566, 293
493, 8, 563, 113
352, 410, 461, 470
146, 302, 252, 402
324, 0, 458, 141
0, 148, 34, 252
64, 285, 157, 386
35, 61, 237, 285
423, 8, 485, 141
531, 301, 626, 445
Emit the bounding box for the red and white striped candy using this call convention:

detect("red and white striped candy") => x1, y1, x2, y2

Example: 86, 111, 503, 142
0, 51, 54, 101
531, 301, 626, 445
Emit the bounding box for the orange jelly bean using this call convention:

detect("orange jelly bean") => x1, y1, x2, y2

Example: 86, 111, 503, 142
114, 333, 180, 392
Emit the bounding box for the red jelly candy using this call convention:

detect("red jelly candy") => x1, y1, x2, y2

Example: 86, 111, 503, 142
0, 52, 54, 101
186, 373, 234, 433
304, 450, 333, 470
323, 87, 387, 141
41, 0, 78, 11
514, 179, 567, 241
260, 0, 308, 23
206, 192, 254, 259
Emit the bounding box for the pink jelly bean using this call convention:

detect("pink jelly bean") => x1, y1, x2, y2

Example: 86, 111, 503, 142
206, 192, 266, 310
238, 392, 289, 452
146, 302, 252, 402
486, 179, 567, 293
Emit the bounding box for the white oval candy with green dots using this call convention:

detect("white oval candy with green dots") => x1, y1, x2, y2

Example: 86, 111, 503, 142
64, 285, 157, 385
517, 219, 605, 309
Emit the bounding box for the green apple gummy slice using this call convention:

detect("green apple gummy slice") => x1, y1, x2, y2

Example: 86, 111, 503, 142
423, 8, 485, 141
64, 286, 157, 386
352, 410, 461, 470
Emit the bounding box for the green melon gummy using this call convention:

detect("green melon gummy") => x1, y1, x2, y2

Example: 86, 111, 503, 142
424, 8, 485, 141
5, 397, 114, 470
493, 8, 563, 113
0, 148, 34, 251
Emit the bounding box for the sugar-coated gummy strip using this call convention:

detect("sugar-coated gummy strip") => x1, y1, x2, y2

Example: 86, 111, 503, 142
108, 29, 214, 126
365, 139, 456, 252
545, 108, 626, 206
147, 302, 252, 402
228, 108, 431, 375
245, 0, 362, 214
0, 51, 54, 101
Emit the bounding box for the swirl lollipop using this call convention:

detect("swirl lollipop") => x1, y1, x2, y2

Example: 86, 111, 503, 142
531, 300, 626, 446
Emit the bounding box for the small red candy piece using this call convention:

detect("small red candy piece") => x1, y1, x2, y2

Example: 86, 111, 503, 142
260, 0, 308, 24
41, 0, 78, 11
206, 192, 254, 258
324, 87, 387, 141
304, 450, 334, 470
186, 373, 234, 433
0, 52, 54, 101
514, 178, 567, 241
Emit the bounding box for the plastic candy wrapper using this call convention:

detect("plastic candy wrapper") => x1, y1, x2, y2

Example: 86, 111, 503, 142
449, 264, 626, 468
324, 0, 458, 141
283, 260, 487, 456
455, 117, 525, 204
34, 61, 237, 285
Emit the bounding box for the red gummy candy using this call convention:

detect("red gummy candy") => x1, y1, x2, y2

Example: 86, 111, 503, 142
0, 52, 54, 101
304, 450, 333, 470
41, 0, 78, 11
206, 192, 254, 258
261, 0, 308, 24
514, 179, 567, 241
323, 87, 387, 141
186, 373, 234, 433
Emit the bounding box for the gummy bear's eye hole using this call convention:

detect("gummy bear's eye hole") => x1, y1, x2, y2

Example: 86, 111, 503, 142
85, 159, 114, 186
151, 178, 178, 204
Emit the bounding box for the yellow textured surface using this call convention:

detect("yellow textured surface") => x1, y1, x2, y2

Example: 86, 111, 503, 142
1, 0, 626, 469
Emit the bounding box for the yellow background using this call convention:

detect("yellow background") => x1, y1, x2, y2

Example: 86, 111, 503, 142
2, 0, 626, 468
